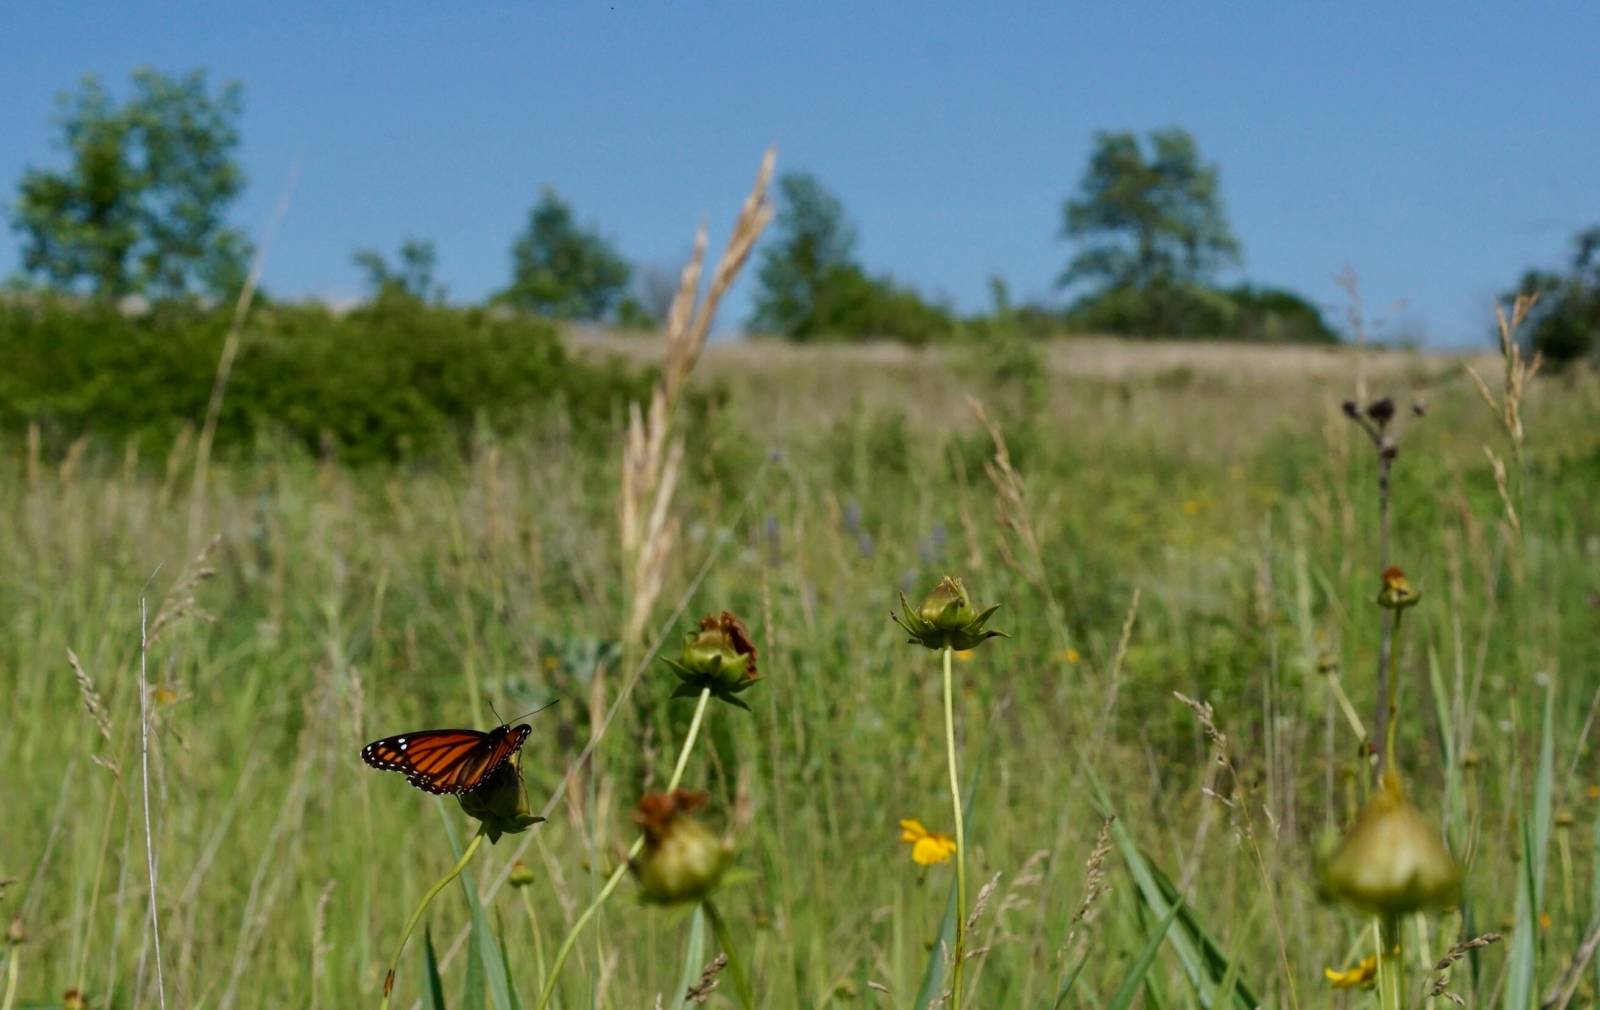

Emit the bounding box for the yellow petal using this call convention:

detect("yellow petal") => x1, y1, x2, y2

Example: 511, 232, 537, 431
912, 833, 957, 865
899, 819, 929, 843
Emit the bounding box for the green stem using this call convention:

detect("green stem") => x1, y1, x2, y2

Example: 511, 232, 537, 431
1383, 609, 1406, 774
379, 832, 484, 1010
520, 888, 549, 996
2, 946, 19, 1010
535, 686, 713, 1010
704, 899, 755, 1010
942, 646, 969, 1010
1373, 915, 1402, 1010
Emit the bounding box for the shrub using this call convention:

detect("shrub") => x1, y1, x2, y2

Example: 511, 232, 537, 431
0, 298, 650, 463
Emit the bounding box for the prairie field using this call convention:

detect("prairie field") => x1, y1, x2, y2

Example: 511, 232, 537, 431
3, 333, 1599, 1010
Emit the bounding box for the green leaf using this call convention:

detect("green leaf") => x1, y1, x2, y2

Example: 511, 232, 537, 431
441, 810, 515, 1010
1503, 679, 1556, 1010
1048, 950, 1090, 1010
671, 904, 708, 1009
1089, 769, 1258, 1010
913, 757, 983, 1010
422, 927, 449, 1010
1107, 903, 1181, 1010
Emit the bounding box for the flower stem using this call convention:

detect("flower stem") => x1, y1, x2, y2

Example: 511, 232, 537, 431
941, 645, 969, 1010
1373, 915, 1403, 1010
703, 899, 755, 1010
379, 832, 484, 1010
1382, 609, 1406, 774
535, 686, 713, 1010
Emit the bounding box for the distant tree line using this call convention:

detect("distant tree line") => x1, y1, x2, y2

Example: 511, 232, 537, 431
7, 68, 1597, 362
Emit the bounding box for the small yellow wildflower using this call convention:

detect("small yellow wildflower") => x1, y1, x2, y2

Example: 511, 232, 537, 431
1324, 953, 1379, 989
1182, 498, 1202, 516
1063, 647, 1081, 664
954, 650, 976, 663
1540, 912, 1553, 931
1589, 784, 1600, 801
898, 819, 957, 866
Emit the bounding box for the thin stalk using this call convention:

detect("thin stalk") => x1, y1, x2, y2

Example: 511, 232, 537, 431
941, 645, 969, 1010
1373, 915, 1402, 1010
535, 686, 713, 1010
1372, 448, 1396, 779
379, 833, 484, 1010
2, 945, 18, 1010
519, 889, 549, 995
703, 899, 755, 1010
137, 593, 167, 1010
1383, 609, 1406, 773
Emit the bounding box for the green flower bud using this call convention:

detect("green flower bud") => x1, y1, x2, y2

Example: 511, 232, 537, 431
457, 762, 545, 843
892, 576, 1007, 652
1377, 566, 1420, 610
5, 916, 22, 946
662, 611, 760, 710
630, 790, 732, 905
508, 860, 536, 888
1321, 770, 1461, 915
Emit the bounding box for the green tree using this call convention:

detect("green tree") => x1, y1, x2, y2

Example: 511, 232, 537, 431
10, 69, 250, 300
749, 171, 860, 338
498, 188, 630, 320
1508, 225, 1600, 367
353, 238, 445, 305
1058, 127, 1240, 293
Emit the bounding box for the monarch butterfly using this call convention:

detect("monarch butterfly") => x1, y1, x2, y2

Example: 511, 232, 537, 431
361, 721, 533, 796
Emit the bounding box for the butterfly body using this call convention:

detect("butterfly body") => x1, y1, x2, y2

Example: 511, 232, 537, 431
361, 723, 532, 795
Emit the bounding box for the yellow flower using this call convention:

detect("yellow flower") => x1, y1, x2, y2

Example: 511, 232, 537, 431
1324, 953, 1379, 989
898, 819, 957, 866
1540, 912, 1553, 931
954, 650, 975, 663
1182, 498, 1202, 516
1588, 784, 1600, 801
1058, 647, 1081, 665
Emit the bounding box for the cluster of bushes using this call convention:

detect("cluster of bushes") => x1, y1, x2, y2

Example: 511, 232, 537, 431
0, 298, 650, 463
1058, 281, 1339, 343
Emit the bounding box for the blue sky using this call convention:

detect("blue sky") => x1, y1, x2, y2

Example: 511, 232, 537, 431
1, 3, 1596, 345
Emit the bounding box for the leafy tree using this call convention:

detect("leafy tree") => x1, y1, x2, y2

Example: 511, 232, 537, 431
353, 238, 445, 305
1508, 225, 1600, 367
1058, 127, 1240, 294
498, 189, 630, 320
750, 171, 860, 338
10, 69, 250, 300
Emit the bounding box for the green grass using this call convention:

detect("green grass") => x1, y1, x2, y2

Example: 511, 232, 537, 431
2, 340, 1598, 1009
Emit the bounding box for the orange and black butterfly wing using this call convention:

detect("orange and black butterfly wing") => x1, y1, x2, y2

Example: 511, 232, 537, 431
429, 723, 533, 794
361, 724, 532, 795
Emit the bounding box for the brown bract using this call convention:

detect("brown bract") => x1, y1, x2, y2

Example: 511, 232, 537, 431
633, 789, 710, 845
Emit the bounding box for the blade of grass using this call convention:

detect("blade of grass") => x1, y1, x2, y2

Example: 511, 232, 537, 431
1090, 769, 1257, 1010
1504, 680, 1556, 1010
1107, 903, 1180, 1010
422, 928, 448, 1010
441, 811, 515, 1010
672, 905, 708, 1010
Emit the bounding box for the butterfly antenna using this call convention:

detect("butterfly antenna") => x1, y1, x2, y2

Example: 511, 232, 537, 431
486, 696, 506, 727
507, 697, 560, 725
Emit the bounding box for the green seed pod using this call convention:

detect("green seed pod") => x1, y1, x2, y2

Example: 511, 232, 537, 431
892, 576, 1008, 652
1377, 566, 1420, 610
662, 611, 761, 710
630, 790, 732, 905
457, 762, 545, 843
1322, 770, 1461, 915
508, 860, 536, 888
